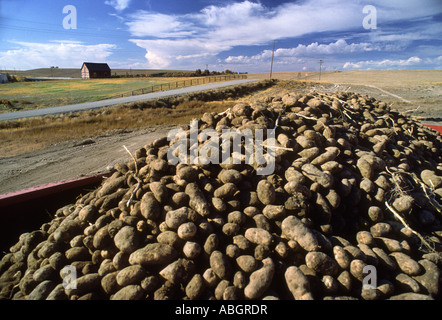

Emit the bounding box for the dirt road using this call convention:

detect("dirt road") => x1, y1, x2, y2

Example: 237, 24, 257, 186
0, 125, 174, 195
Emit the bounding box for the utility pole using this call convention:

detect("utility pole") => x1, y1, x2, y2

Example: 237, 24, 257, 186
270, 40, 276, 80
319, 60, 323, 81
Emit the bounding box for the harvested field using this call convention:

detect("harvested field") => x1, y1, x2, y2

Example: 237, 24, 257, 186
0, 83, 441, 301
250, 70, 442, 122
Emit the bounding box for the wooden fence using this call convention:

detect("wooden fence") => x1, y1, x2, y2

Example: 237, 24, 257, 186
113, 74, 248, 98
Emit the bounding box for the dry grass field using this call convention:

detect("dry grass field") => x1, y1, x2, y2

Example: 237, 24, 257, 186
250, 70, 442, 121
0, 100, 236, 157
250, 70, 442, 86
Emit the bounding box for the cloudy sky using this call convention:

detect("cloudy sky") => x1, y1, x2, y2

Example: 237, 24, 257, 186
0, 0, 441, 72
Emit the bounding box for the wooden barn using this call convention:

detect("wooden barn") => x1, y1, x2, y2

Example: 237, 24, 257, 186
81, 62, 111, 79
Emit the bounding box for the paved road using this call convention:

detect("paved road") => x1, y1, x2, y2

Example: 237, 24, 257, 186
0, 79, 258, 121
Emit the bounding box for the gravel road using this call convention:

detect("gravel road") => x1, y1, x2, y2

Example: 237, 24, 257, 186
0, 79, 258, 121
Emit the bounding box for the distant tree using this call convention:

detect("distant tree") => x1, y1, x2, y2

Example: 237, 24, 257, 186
224, 69, 234, 74
6, 73, 17, 82
195, 69, 202, 76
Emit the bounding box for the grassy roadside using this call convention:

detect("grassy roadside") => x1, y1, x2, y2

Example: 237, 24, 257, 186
0, 100, 235, 157
0, 77, 193, 112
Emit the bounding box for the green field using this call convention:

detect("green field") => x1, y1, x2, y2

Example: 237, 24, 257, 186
0, 77, 186, 112
1, 67, 193, 78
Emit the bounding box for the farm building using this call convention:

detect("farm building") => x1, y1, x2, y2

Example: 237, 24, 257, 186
0, 73, 8, 83
81, 62, 111, 79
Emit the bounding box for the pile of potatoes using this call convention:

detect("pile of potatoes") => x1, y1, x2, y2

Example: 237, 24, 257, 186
1, 89, 441, 300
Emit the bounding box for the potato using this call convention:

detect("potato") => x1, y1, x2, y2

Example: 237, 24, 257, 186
219, 169, 243, 184
116, 265, 146, 287
284, 181, 311, 198
356, 231, 375, 246
244, 228, 273, 247
157, 231, 181, 249
114, 226, 140, 254
296, 135, 315, 149
140, 192, 161, 220
177, 222, 198, 240
370, 222, 392, 237
78, 205, 98, 223
333, 245, 351, 269
299, 147, 320, 160
392, 195, 414, 214
262, 205, 286, 220
27, 280, 56, 300
236, 255, 258, 273
159, 259, 193, 284
305, 252, 339, 276
285, 167, 308, 184
111, 285, 144, 300
93, 227, 111, 250
285, 266, 314, 300
213, 183, 238, 199
202, 268, 219, 288
311, 147, 340, 166
149, 181, 169, 204
204, 233, 219, 255
185, 183, 211, 217
420, 169, 442, 189
390, 252, 421, 276
183, 241, 201, 260
244, 257, 275, 299
65, 273, 101, 297
301, 163, 334, 188
97, 176, 126, 198
165, 207, 188, 229
129, 243, 177, 266
281, 216, 320, 252
186, 274, 205, 300
256, 180, 276, 205
209, 251, 231, 280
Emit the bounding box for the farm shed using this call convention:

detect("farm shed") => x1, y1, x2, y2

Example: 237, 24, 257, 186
0, 73, 8, 83
81, 62, 111, 79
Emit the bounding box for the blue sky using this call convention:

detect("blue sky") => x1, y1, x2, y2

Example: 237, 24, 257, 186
0, 0, 441, 72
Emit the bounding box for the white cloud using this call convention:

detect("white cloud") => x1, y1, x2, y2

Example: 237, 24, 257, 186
126, 1, 362, 69
105, 0, 131, 11
126, 11, 195, 38
0, 41, 116, 70
124, 0, 441, 70
225, 39, 378, 65
129, 38, 226, 69
343, 56, 425, 70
